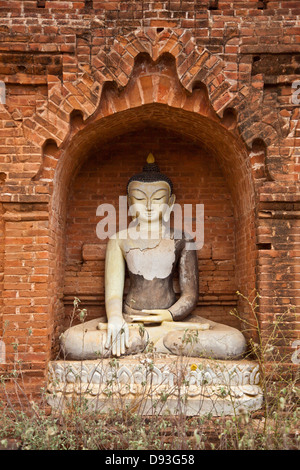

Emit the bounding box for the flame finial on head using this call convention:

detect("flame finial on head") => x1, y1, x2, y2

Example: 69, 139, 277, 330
147, 153, 155, 164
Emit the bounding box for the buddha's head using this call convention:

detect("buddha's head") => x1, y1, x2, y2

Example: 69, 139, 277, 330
127, 154, 175, 225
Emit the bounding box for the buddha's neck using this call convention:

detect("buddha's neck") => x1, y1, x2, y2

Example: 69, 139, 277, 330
137, 220, 167, 239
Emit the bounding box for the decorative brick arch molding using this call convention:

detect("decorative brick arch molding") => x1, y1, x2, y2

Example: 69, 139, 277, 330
23, 27, 289, 163
94, 28, 233, 109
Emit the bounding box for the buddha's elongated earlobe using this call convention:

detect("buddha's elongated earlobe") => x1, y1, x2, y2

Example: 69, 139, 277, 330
163, 208, 171, 223
128, 201, 137, 221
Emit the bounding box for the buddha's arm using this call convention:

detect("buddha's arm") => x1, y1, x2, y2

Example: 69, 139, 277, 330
104, 238, 129, 356
105, 238, 125, 319
168, 242, 199, 321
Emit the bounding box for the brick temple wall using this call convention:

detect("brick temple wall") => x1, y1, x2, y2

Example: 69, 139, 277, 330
0, 0, 299, 398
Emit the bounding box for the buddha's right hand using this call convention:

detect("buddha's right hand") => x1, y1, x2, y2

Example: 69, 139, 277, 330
105, 315, 129, 357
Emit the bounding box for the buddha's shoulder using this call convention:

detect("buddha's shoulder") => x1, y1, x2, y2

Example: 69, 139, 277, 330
108, 229, 129, 249
109, 229, 128, 240
172, 228, 196, 243
108, 228, 143, 250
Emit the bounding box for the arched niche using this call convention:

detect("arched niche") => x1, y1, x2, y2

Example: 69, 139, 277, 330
48, 56, 256, 357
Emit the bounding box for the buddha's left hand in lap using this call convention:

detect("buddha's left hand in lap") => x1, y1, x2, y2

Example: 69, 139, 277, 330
129, 309, 173, 324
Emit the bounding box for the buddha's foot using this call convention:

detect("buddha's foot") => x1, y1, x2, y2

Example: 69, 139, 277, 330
60, 318, 147, 360
60, 316, 247, 361
161, 321, 210, 331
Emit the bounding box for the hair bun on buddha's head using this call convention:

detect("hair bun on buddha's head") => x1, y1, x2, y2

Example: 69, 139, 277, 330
127, 153, 173, 194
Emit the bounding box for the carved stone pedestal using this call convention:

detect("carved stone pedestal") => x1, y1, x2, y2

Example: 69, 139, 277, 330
47, 355, 263, 416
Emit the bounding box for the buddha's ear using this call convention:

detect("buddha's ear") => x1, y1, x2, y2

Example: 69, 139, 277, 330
128, 197, 137, 220
169, 193, 176, 209
163, 194, 176, 222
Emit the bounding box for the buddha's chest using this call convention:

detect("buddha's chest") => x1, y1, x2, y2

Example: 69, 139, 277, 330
124, 238, 176, 281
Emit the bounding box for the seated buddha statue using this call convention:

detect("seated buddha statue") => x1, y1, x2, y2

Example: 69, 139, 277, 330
60, 155, 247, 360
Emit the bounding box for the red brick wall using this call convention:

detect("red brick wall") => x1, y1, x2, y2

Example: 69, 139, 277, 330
0, 0, 299, 397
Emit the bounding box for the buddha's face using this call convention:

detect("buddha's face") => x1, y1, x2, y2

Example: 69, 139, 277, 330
128, 180, 174, 225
